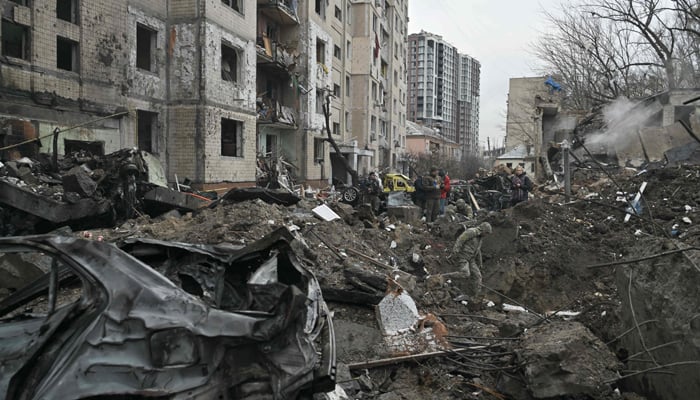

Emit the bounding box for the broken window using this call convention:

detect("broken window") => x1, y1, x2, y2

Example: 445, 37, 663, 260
137, 110, 158, 154
333, 83, 340, 97
315, 0, 325, 17
56, 0, 79, 24
56, 36, 79, 72
221, 0, 241, 12
221, 42, 239, 82
136, 24, 156, 72
2, 20, 30, 60
316, 39, 325, 64
265, 134, 278, 158
0, 248, 83, 321
314, 138, 324, 162
221, 118, 243, 157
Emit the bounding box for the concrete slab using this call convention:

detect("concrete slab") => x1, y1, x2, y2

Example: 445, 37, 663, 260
376, 291, 420, 335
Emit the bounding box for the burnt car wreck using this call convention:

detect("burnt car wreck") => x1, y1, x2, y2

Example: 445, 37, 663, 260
0, 228, 335, 399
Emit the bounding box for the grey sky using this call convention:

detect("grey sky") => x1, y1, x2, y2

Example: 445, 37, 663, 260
407, 0, 561, 150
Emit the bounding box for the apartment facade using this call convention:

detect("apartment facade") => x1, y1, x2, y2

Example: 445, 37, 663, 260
457, 53, 480, 155
407, 30, 480, 160
1, 0, 409, 188
254, 0, 409, 187
331, 0, 408, 182
0, 0, 259, 187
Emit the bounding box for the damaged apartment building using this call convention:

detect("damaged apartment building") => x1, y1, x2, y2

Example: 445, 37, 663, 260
259, 0, 409, 187
0, 0, 258, 189
0, 0, 409, 189
502, 76, 700, 181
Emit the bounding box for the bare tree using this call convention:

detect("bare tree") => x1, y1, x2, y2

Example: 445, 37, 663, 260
533, 3, 667, 110
533, 0, 700, 110
585, 0, 700, 89
321, 90, 359, 186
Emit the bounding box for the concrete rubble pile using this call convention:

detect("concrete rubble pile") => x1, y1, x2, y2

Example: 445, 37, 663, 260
0, 148, 210, 235
2, 157, 700, 399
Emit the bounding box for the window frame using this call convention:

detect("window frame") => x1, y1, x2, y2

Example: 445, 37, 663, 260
56, 0, 79, 24
221, 41, 240, 83
136, 23, 157, 72
56, 36, 79, 73
1, 19, 30, 61
221, 118, 244, 158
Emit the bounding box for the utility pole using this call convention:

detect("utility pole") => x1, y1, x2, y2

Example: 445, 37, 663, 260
562, 139, 571, 202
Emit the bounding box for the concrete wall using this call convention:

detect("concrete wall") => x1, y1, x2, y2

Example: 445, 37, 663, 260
505, 77, 558, 151
0, 0, 257, 185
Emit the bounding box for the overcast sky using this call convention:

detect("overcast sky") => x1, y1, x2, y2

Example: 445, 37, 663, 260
407, 0, 562, 150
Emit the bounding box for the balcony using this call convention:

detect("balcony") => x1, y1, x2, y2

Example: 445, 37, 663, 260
256, 38, 296, 76
257, 0, 299, 25
257, 95, 297, 129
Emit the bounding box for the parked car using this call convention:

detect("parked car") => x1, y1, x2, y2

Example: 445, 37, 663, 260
382, 173, 415, 194
0, 228, 335, 400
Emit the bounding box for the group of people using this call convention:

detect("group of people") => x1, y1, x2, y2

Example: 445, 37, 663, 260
413, 167, 451, 223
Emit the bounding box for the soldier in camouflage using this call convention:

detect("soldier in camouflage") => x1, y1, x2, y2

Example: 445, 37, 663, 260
451, 222, 492, 297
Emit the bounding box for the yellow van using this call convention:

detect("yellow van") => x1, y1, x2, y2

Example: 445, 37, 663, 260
382, 173, 415, 193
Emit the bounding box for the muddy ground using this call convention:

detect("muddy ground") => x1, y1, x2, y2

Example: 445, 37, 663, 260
73, 165, 700, 399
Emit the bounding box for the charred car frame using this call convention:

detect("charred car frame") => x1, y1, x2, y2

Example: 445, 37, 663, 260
0, 228, 335, 399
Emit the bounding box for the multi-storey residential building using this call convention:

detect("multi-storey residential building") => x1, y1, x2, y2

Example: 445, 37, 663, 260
457, 53, 480, 155
0, 0, 409, 189
0, 0, 258, 189
255, 0, 408, 187
407, 30, 480, 161
330, 0, 408, 183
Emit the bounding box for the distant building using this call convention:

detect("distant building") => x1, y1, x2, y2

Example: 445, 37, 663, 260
406, 30, 480, 159
458, 54, 480, 155
405, 120, 460, 160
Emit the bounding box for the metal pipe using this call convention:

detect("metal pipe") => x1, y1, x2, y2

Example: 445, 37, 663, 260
48, 259, 59, 314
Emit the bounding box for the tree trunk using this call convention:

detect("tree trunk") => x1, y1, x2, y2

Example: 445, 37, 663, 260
322, 93, 359, 186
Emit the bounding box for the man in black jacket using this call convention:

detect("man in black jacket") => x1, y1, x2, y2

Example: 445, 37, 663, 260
510, 165, 533, 206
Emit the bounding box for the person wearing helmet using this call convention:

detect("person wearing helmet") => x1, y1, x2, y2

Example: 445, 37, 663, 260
451, 222, 492, 298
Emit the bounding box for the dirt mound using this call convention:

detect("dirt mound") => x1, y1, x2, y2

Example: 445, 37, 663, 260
67, 166, 700, 399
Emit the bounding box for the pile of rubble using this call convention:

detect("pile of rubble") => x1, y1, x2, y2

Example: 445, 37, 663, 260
2, 150, 700, 398
0, 149, 210, 235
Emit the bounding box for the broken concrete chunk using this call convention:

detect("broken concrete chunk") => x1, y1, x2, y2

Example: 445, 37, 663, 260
17, 166, 38, 185
320, 385, 350, 400
376, 291, 420, 335
517, 320, 621, 399
61, 166, 97, 197
387, 205, 422, 222
3, 161, 20, 178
